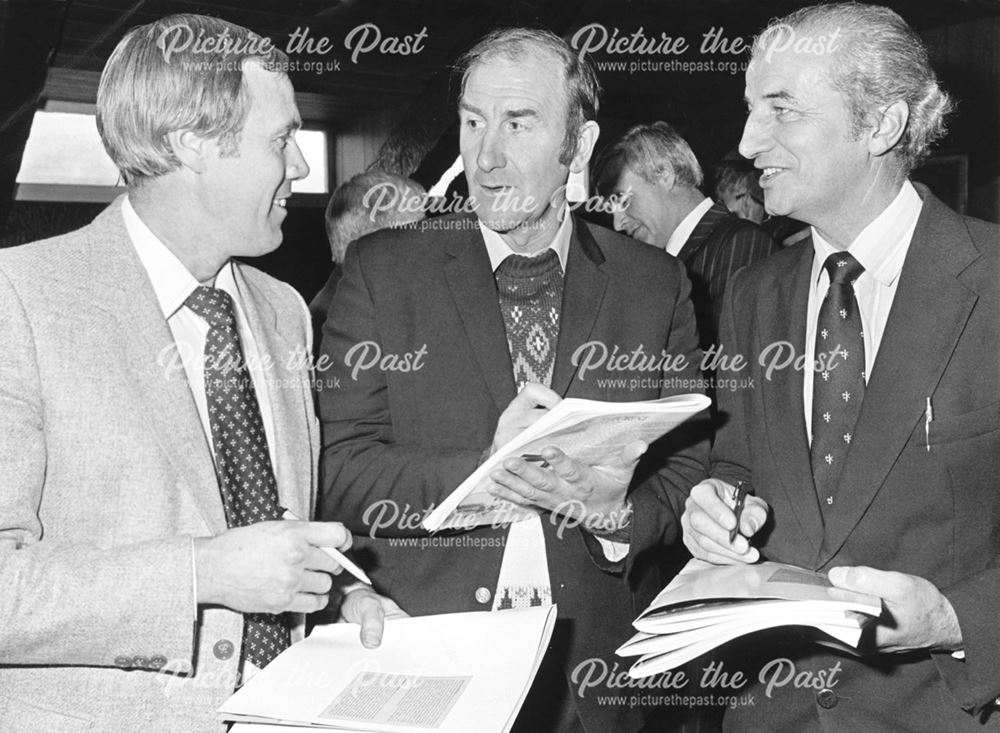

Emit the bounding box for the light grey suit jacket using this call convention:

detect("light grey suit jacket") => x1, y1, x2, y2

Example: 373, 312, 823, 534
0, 200, 319, 731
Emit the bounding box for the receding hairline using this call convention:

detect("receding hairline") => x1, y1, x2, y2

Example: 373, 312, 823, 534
459, 45, 572, 118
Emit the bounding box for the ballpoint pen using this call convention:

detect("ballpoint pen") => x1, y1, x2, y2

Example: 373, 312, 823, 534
280, 507, 372, 585
729, 480, 750, 544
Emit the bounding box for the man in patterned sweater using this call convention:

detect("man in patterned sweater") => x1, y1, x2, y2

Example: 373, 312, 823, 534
317, 27, 709, 733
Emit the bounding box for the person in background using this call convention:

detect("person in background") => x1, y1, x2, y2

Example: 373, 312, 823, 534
310, 170, 426, 343
595, 122, 778, 349
714, 158, 766, 224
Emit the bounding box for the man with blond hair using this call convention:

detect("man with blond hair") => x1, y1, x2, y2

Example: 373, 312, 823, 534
0, 14, 397, 732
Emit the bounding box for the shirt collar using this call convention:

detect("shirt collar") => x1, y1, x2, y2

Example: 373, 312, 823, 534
480, 206, 572, 273
811, 180, 922, 287
122, 196, 234, 317
665, 196, 714, 256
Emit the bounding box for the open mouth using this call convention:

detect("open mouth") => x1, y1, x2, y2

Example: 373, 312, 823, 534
273, 197, 288, 208
758, 167, 784, 185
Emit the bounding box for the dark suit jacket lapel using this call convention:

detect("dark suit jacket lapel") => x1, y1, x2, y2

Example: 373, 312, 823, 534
551, 217, 609, 396
818, 192, 981, 563
86, 202, 228, 534
676, 201, 728, 264
757, 242, 826, 558
444, 214, 518, 413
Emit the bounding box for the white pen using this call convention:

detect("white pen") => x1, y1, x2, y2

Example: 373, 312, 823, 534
925, 397, 933, 453
280, 507, 372, 585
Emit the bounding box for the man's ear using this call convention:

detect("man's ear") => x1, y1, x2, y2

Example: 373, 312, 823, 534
569, 120, 600, 174
166, 129, 211, 174
868, 100, 909, 158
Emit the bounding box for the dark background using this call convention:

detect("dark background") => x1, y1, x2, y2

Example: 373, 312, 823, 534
2, 0, 998, 301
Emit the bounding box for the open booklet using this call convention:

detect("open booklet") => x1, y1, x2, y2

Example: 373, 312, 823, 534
617, 559, 883, 678
219, 606, 557, 733
422, 393, 711, 531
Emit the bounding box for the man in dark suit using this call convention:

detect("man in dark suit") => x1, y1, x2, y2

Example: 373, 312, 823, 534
596, 122, 778, 348
682, 4, 1000, 730
318, 27, 709, 733
309, 170, 426, 353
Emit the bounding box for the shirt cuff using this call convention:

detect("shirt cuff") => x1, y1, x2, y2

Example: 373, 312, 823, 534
594, 536, 630, 562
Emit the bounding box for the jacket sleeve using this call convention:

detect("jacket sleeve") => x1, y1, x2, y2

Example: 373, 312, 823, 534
624, 256, 712, 566
316, 243, 481, 537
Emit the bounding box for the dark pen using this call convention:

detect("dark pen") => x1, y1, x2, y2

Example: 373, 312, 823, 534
520, 453, 551, 469
729, 480, 750, 544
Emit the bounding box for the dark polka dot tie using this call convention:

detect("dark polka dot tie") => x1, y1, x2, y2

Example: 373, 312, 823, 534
811, 253, 866, 509
185, 285, 290, 669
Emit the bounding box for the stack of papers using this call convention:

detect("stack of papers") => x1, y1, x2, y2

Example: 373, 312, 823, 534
617, 560, 882, 678
220, 606, 557, 733
423, 394, 711, 531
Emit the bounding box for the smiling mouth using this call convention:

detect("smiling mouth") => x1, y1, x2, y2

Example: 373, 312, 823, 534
273, 197, 288, 209
759, 167, 784, 184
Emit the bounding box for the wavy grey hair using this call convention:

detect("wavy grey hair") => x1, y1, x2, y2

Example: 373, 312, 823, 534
752, 3, 953, 174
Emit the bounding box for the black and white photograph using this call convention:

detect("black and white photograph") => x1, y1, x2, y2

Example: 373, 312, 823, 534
1, 0, 999, 731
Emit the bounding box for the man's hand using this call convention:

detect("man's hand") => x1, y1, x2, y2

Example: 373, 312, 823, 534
194, 521, 352, 614
829, 566, 963, 652
681, 479, 768, 564
487, 440, 646, 525
339, 586, 409, 649
490, 383, 561, 455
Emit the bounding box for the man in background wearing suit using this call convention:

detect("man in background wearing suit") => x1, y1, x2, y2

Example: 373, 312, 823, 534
309, 169, 426, 348
596, 122, 778, 348
0, 14, 396, 732
683, 4, 1000, 730
319, 27, 709, 733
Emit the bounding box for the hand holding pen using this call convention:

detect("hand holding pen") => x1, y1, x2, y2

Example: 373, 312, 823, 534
681, 478, 768, 565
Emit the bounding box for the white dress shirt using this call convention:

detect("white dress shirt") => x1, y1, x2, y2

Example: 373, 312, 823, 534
121, 197, 301, 674
803, 181, 923, 440
665, 196, 714, 256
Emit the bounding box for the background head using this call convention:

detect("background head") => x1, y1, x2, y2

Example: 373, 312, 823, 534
714, 160, 765, 224
325, 170, 427, 263
594, 122, 704, 247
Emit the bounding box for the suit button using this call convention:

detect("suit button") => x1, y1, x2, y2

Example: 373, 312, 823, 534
149, 655, 167, 670
213, 639, 235, 660
114, 655, 131, 668
474, 587, 492, 604
132, 656, 149, 669
816, 688, 839, 709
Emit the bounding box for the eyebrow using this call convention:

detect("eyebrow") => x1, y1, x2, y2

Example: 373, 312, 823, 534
745, 89, 798, 106
273, 119, 302, 137
458, 100, 540, 120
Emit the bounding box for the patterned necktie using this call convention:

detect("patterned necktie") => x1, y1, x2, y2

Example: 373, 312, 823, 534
494, 250, 564, 389
492, 250, 563, 610
184, 286, 290, 669
811, 252, 866, 509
